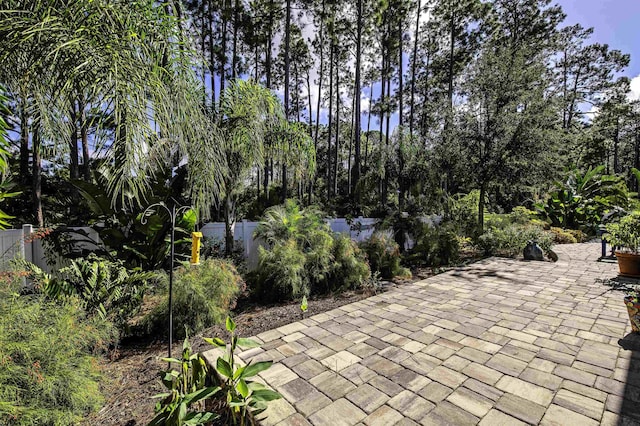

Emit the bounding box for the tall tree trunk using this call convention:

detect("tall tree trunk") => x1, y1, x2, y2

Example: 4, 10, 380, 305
562, 49, 568, 129
478, 181, 486, 234
398, 19, 405, 211
383, 53, 391, 206
447, 8, 455, 112
314, 0, 326, 154
207, 0, 217, 109
306, 69, 313, 133
351, 0, 362, 202
379, 41, 386, 206
614, 116, 620, 174
409, 0, 421, 137
200, 0, 206, 102
265, 1, 273, 89
220, 2, 228, 93
282, 0, 291, 201
306, 68, 314, 203
79, 99, 90, 181
419, 35, 432, 137
69, 100, 79, 180
32, 118, 43, 227
224, 194, 234, 256
326, 44, 335, 198
19, 99, 29, 186
348, 93, 354, 195
365, 80, 372, 169
232, 0, 239, 80
334, 57, 340, 196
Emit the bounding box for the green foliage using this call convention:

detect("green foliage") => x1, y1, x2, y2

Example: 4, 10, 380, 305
329, 234, 371, 291
537, 166, 630, 231
0, 278, 113, 425
149, 337, 220, 426
252, 201, 369, 301
477, 225, 553, 258
360, 230, 402, 279
73, 169, 196, 270
255, 239, 307, 300
407, 224, 460, 267
20, 254, 153, 336
0, 86, 19, 229
203, 316, 282, 425
144, 259, 245, 339
549, 227, 578, 244
605, 211, 640, 254
300, 296, 308, 313
448, 190, 481, 237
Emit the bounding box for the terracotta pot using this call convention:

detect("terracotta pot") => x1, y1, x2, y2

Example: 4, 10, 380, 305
615, 252, 640, 278
625, 295, 640, 333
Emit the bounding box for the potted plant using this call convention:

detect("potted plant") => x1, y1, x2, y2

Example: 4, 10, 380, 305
605, 211, 640, 278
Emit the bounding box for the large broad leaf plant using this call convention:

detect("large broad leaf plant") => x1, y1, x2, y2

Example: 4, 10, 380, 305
537, 166, 629, 230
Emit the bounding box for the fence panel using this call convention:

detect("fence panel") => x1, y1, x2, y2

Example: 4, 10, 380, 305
0, 219, 385, 271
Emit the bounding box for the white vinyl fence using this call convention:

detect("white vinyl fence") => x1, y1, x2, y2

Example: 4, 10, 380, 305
200, 217, 378, 269
0, 225, 101, 273
0, 218, 379, 272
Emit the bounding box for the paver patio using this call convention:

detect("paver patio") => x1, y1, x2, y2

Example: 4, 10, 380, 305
204, 242, 640, 425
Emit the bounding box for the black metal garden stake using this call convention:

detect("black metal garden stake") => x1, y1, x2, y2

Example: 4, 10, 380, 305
142, 202, 193, 360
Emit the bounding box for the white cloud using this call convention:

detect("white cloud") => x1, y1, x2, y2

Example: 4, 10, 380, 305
628, 74, 640, 102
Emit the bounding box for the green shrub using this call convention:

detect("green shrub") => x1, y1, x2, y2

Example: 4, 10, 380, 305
549, 227, 578, 244
329, 234, 371, 291
566, 229, 589, 242
255, 239, 307, 300
448, 190, 480, 237
360, 231, 402, 279
252, 201, 372, 301
144, 259, 244, 339
509, 206, 537, 224
477, 225, 553, 258
0, 278, 113, 425
407, 224, 460, 267
537, 166, 630, 231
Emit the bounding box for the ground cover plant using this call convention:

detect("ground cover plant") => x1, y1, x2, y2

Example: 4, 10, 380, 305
0, 274, 114, 425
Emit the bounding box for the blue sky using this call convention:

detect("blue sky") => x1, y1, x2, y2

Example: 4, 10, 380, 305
557, 0, 640, 93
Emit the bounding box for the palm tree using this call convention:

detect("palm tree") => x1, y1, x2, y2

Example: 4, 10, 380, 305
0, 0, 222, 224
216, 80, 315, 255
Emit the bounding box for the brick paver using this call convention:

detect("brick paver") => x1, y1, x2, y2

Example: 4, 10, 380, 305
203, 242, 640, 425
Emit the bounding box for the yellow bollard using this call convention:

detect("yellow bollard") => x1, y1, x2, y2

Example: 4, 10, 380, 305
190, 232, 203, 265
